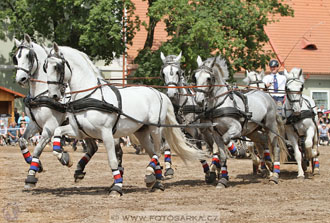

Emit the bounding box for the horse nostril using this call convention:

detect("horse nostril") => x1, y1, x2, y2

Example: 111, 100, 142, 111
52, 94, 59, 100
20, 77, 27, 84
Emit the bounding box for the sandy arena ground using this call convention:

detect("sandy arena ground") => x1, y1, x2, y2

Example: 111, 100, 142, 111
1, 143, 330, 223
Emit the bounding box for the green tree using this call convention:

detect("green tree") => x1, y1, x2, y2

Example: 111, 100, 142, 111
0, 0, 140, 64
134, 0, 293, 83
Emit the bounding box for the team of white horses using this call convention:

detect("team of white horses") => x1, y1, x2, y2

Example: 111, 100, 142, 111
12, 34, 320, 197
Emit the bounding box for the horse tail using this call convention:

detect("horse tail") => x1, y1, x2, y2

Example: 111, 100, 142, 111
276, 114, 289, 163
162, 100, 208, 162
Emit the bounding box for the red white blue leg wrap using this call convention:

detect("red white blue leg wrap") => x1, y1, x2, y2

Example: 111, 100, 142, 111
200, 160, 210, 173
29, 157, 41, 172
21, 148, 32, 164
273, 162, 280, 174
227, 142, 237, 155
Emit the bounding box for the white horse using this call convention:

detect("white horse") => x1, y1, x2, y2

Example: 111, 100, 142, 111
13, 34, 101, 188
43, 43, 207, 196
193, 56, 288, 186
243, 70, 266, 89
242, 70, 275, 175
283, 67, 319, 177
160, 52, 227, 183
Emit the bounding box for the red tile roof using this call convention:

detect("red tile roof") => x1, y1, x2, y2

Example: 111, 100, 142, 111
128, 0, 330, 75
264, 0, 330, 75
0, 86, 25, 98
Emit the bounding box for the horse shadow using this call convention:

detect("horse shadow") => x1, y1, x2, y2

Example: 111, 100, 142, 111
23, 185, 149, 197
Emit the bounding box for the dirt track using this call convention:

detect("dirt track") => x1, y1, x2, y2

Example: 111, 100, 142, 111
1, 144, 330, 223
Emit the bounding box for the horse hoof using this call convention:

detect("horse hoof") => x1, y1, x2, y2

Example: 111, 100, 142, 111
297, 175, 305, 179
109, 185, 123, 197
145, 174, 156, 188
205, 172, 217, 184
24, 183, 36, 189
313, 168, 320, 176
269, 176, 279, 184
216, 178, 228, 188
151, 181, 165, 192
74, 170, 86, 182
164, 168, 174, 178
60, 152, 73, 167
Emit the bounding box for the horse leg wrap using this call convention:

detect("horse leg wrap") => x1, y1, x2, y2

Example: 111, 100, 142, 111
200, 160, 210, 173
29, 157, 41, 173
20, 147, 32, 164
221, 166, 229, 180
227, 142, 238, 156
77, 154, 91, 171
112, 169, 123, 186
264, 149, 271, 161
155, 164, 163, 180
164, 149, 172, 164
313, 158, 320, 175
273, 162, 280, 174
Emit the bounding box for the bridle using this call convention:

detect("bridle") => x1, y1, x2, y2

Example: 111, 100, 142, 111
13, 43, 39, 78
160, 62, 183, 86
43, 52, 72, 95
285, 77, 304, 108
193, 65, 215, 95
248, 72, 265, 89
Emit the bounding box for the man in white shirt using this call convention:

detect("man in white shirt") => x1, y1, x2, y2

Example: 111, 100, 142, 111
262, 59, 287, 105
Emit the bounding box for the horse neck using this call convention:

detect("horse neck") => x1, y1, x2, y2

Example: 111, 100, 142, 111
209, 80, 229, 107
29, 47, 48, 98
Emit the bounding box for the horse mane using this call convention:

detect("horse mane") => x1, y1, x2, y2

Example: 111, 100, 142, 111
59, 46, 103, 78
164, 55, 180, 65
202, 55, 229, 84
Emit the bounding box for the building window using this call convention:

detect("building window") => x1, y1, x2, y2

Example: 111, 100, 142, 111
311, 90, 329, 110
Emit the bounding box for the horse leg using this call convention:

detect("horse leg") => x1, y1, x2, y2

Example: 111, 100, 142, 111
52, 125, 76, 167
115, 139, 124, 177
161, 139, 174, 178
74, 138, 99, 182
19, 121, 38, 165
216, 145, 229, 188
134, 128, 163, 190
200, 128, 214, 183
268, 133, 281, 184
221, 123, 242, 157
102, 132, 123, 197
286, 128, 304, 179
24, 125, 52, 189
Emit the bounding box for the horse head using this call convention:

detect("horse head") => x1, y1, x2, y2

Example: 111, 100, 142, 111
44, 43, 71, 101
13, 34, 44, 87
160, 51, 183, 99
243, 70, 265, 89
284, 67, 304, 115
193, 55, 228, 106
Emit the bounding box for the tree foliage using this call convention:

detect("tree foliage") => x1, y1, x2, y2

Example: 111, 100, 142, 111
0, 0, 140, 64
134, 0, 294, 83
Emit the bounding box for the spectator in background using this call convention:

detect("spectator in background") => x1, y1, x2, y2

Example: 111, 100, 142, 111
19, 122, 26, 137
317, 109, 326, 126
0, 122, 8, 146
319, 123, 329, 146
18, 112, 30, 127
14, 108, 20, 124
7, 122, 19, 145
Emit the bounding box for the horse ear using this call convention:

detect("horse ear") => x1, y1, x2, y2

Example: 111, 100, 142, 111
174, 51, 182, 63
53, 42, 59, 53
160, 52, 166, 63
14, 38, 21, 48
245, 70, 249, 77
284, 69, 289, 76
24, 34, 31, 44
298, 68, 303, 77
197, 56, 203, 67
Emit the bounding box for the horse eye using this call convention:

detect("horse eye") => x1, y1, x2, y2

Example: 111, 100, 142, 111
207, 77, 211, 82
